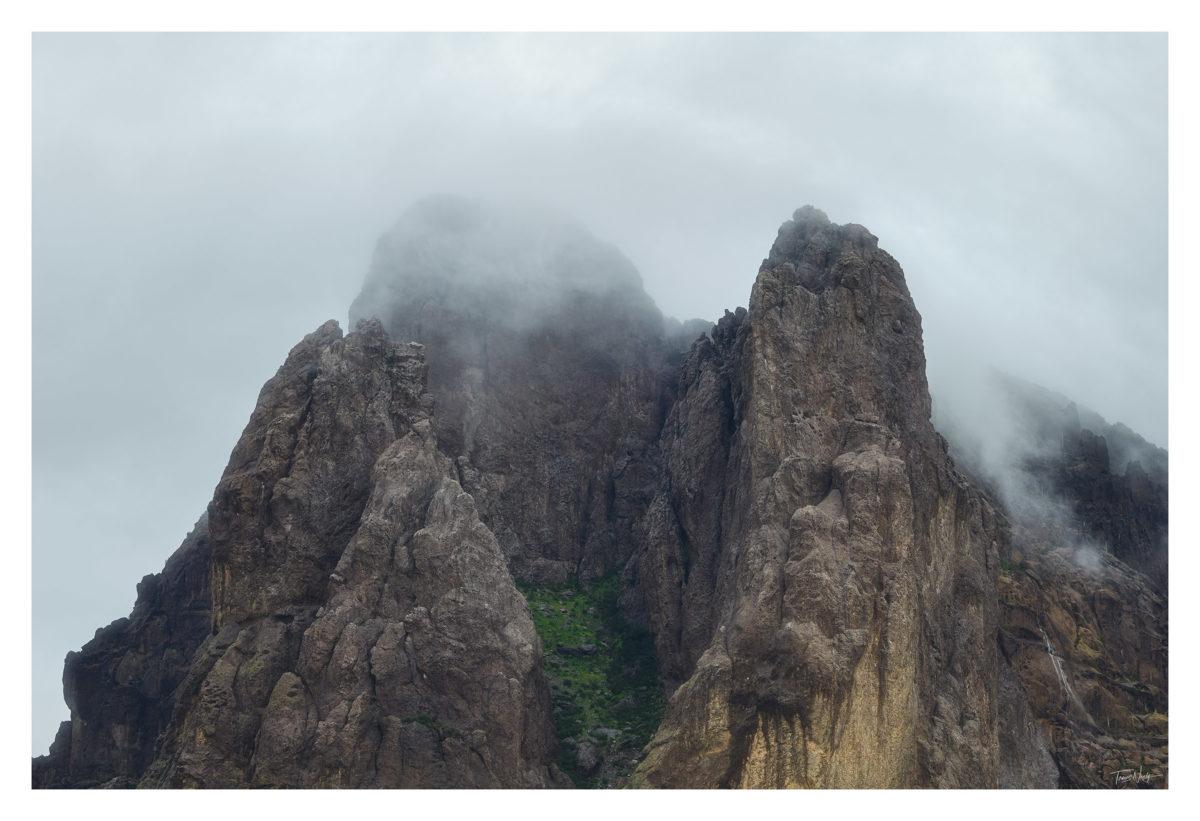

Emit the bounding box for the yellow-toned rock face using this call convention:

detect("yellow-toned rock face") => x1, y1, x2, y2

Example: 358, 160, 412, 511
631, 208, 1000, 788
999, 547, 1167, 788
34, 203, 1165, 790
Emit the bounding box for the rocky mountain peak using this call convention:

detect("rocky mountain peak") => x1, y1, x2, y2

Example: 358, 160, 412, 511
346, 196, 678, 585
629, 208, 1000, 787
34, 202, 1167, 789
761, 205, 886, 294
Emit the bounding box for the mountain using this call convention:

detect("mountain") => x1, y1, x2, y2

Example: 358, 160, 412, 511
626, 207, 1003, 787
347, 197, 684, 586
936, 371, 1168, 788
33, 199, 1167, 788
937, 371, 1167, 591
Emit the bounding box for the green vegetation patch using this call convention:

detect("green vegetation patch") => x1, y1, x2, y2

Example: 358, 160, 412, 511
138, 757, 171, 788
516, 574, 666, 788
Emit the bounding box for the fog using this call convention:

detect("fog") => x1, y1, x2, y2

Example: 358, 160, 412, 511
933, 367, 1165, 578
350, 195, 659, 336
31, 33, 1166, 754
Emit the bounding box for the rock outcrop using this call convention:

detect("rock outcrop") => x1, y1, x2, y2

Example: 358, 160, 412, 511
349, 197, 681, 585
628, 207, 1002, 787
938, 372, 1167, 593
937, 371, 1169, 788
32, 516, 211, 788
35, 200, 1165, 789
997, 546, 1166, 788
39, 318, 562, 788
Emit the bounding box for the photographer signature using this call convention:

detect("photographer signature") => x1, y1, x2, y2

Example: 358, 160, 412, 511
1113, 768, 1162, 786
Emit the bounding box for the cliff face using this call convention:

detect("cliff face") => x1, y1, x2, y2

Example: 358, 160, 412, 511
348, 197, 681, 585
35, 200, 1166, 788
629, 207, 1002, 787
938, 371, 1169, 788
998, 548, 1166, 788
38, 318, 561, 788
166, 319, 562, 787
940, 373, 1167, 592
33, 517, 211, 788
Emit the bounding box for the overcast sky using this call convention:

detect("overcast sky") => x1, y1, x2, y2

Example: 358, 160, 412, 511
30, 33, 1167, 754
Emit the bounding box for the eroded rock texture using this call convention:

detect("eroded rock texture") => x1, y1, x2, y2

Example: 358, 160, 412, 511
941, 373, 1168, 592
348, 197, 683, 584
998, 547, 1166, 788
32, 517, 211, 788
939, 372, 1169, 788
36, 201, 1165, 789
37, 319, 562, 788
629, 207, 1002, 787
157, 319, 560, 787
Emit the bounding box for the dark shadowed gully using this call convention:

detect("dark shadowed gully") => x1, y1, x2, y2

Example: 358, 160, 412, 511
34, 199, 1166, 788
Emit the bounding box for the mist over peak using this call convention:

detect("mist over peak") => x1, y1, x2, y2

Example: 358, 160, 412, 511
350, 194, 658, 336
33, 196, 1169, 789
935, 367, 1167, 588
32, 34, 1168, 780
935, 368, 1167, 486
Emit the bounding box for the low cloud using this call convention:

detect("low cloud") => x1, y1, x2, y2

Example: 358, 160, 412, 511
31, 32, 1166, 754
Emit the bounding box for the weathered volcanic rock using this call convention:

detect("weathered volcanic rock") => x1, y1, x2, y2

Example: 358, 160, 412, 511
38, 318, 562, 788
938, 372, 1168, 593
144, 318, 561, 787
349, 196, 683, 584
32, 516, 211, 788
629, 207, 1003, 788
997, 546, 1167, 788
207, 318, 427, 628
938, 372, 1169, 787
1023, 428, 1167, 593
35, 202, 1166, 790
997, 657, 1059, 788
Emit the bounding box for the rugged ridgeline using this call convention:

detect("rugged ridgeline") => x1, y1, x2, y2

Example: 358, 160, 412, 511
36, 319, 562, 788
34, 200, 1166, 788
938, 373, 1167, 591
938, 374, 1169, 787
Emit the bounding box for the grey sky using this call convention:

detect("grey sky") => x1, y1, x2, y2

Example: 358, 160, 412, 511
31, 33, 1167, 753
